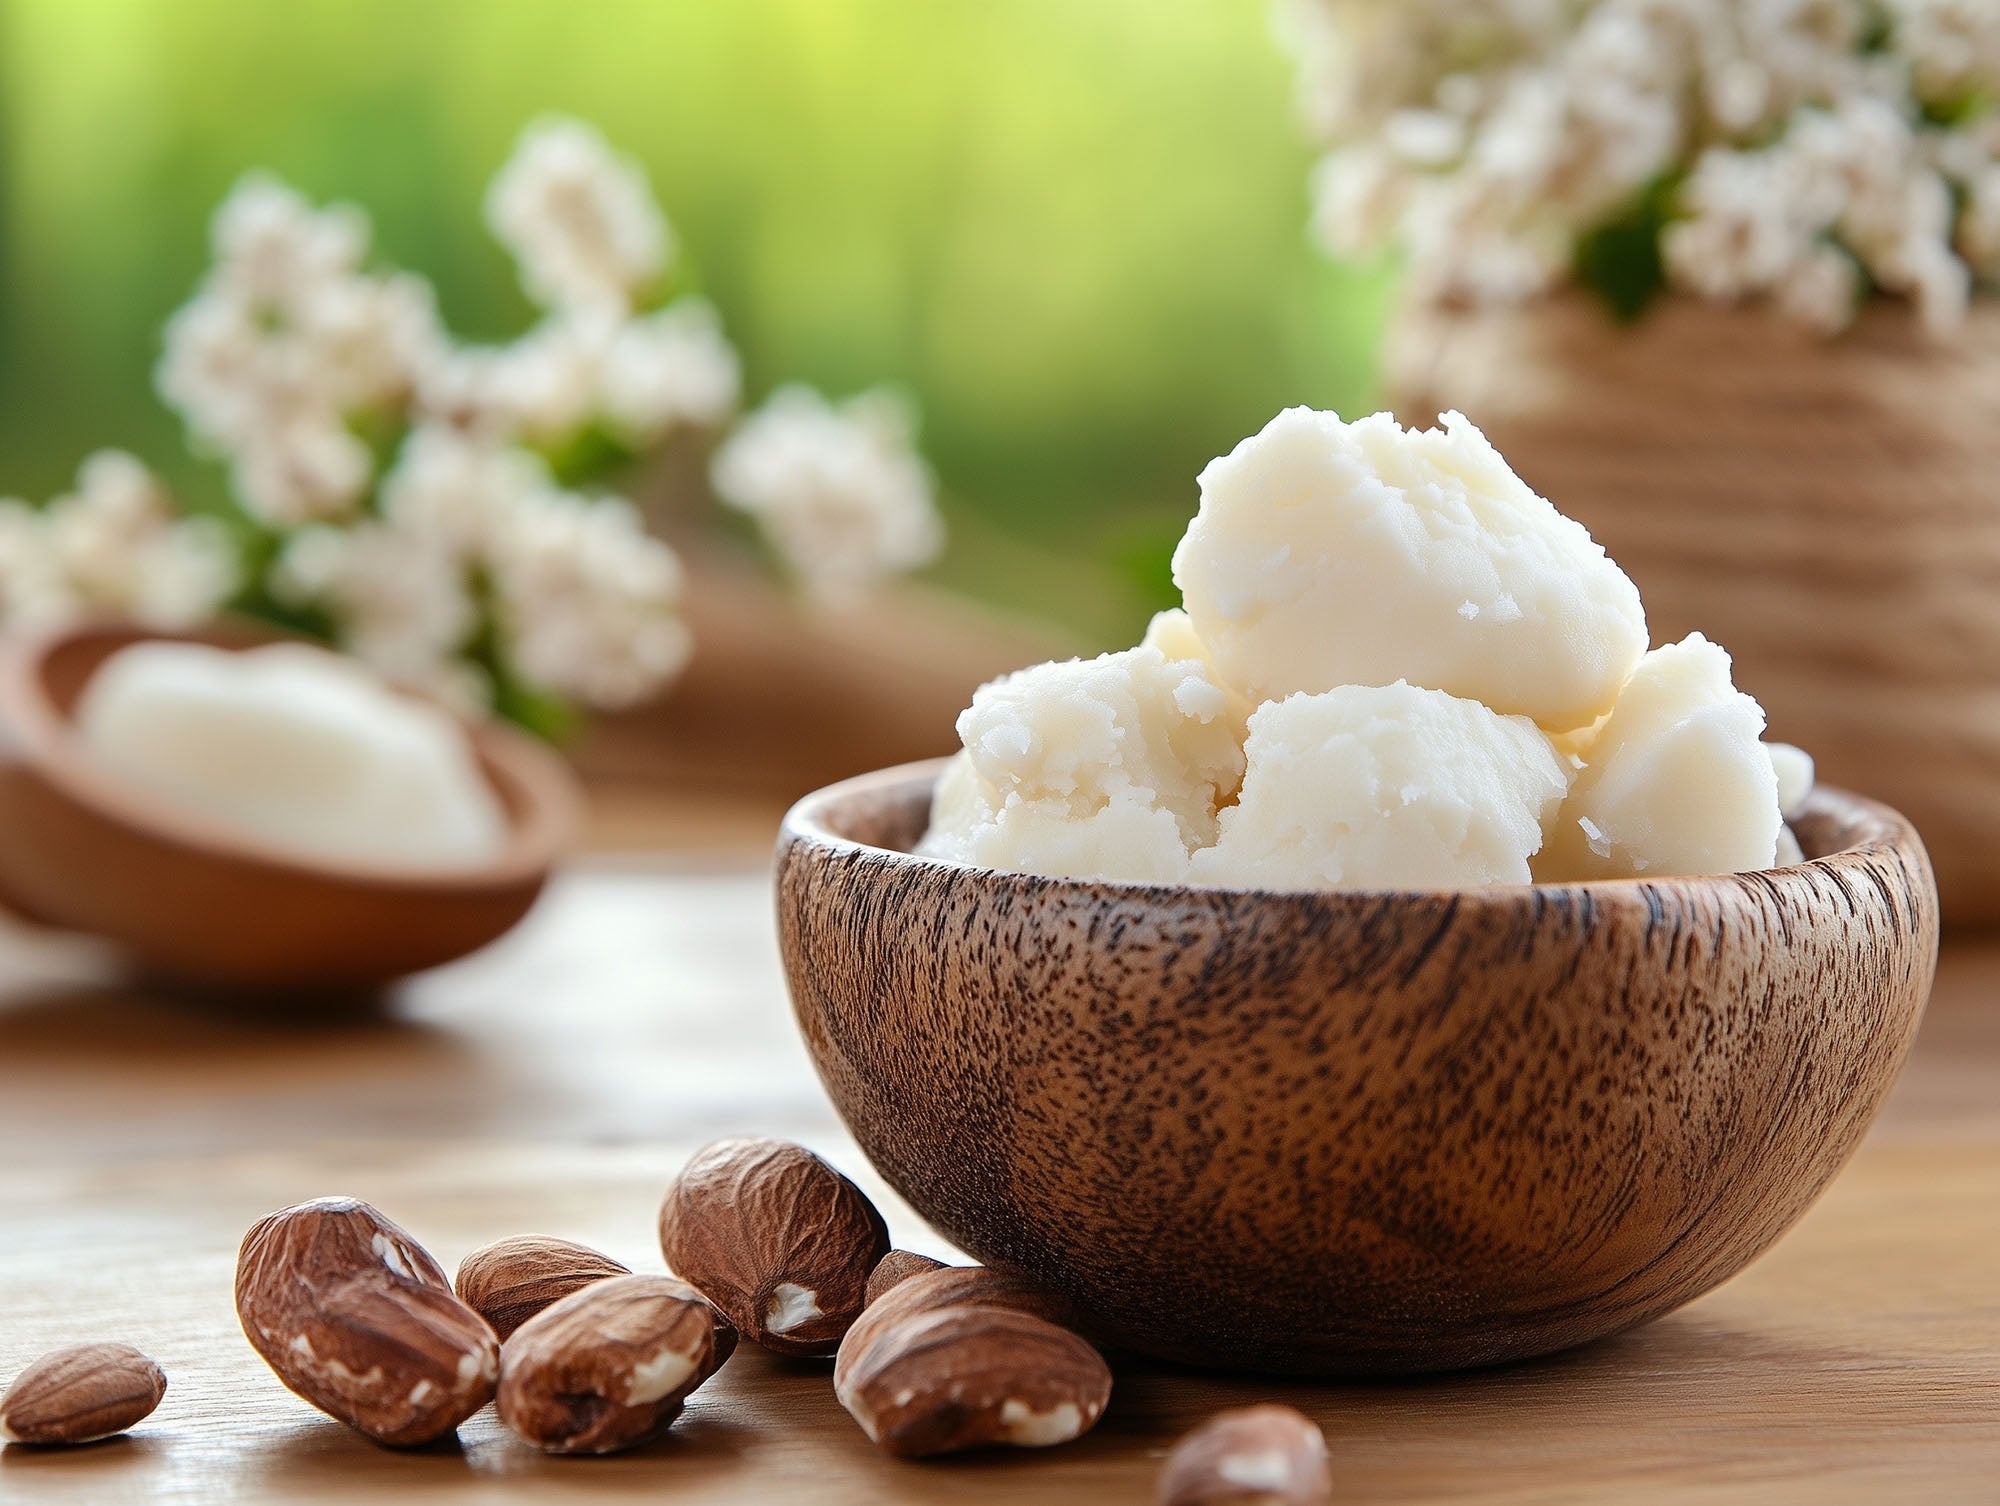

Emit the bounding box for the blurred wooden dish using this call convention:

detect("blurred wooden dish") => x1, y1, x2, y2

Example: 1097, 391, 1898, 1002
778, 759, 1939, 1376
0, 622, 578, 993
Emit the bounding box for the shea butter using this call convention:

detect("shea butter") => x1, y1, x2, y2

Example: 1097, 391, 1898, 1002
1189, 683, 1568, 890
1173, 408, 1647, 733
916, 643, 1245, 883
924, 404, 1806, 890
1535, 634, 1779, 881
77, 641, 508, 872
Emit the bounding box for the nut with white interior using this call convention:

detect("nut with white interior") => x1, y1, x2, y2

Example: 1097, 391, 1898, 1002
1156, 1405, 1332, 1505
234, 1195, 499, 1447
657, 1137, 889, 1356
496, 1275, 716, 1455
0, 1343, 167, 1445
835, 1302, 1111, 1459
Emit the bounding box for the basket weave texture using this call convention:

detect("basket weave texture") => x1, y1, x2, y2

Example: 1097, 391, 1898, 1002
1390, 293, 2000, 926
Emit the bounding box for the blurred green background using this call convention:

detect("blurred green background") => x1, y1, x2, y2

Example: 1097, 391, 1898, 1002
0, 0, 1389, 645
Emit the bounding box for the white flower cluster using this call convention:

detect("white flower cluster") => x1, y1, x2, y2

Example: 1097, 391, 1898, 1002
0, 452, 236, 631
145, 115, 939, 718
158, 175, 439, 524
1283, 0, 2000, 332
711, 386, 944, 604
274, 424, 690, 712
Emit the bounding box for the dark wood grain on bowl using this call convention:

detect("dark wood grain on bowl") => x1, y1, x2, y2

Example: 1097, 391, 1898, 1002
776, 760, 1939, 1376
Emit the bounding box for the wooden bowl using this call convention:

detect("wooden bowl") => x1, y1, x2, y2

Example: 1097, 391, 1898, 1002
777, 759, 1939, 1376
0, 622, 579, 993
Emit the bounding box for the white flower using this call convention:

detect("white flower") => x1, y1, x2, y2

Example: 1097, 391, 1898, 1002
1309, 144, 1411, 258
378, 424, 551, 560
486, 489, 691, 708
1664, 147, 1805, 299
274, 522, 478, 698
1281, 0, 2000, 332
598, 299, 741, 443
418, 298, 739, 450
1889, 0, 2000, 105
42, 451, 238, 627
1774, 241, 1862, 331
485, 117, 672, 316
158, 174, 440, 524
711, 385, 944, 604
0, 500, 71, 627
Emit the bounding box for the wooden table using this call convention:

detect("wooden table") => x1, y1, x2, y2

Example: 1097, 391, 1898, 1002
3, 856, 1998, 1504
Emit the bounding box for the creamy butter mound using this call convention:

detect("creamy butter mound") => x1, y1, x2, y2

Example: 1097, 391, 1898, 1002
1189, 683, 1569, 890
915, 643, 1247, 883
1535, 634, 1780, 881
1172, 407, 1647, 733
924, 405, 1806, 890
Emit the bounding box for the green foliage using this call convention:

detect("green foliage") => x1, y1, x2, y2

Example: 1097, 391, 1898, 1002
1574, 174, 1682, 323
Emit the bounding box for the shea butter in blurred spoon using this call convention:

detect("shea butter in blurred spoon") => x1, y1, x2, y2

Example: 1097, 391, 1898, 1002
0, 624, 577, 994
76, 641, 508, 874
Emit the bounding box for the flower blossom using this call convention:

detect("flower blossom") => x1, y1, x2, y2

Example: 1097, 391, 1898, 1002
157, 174, 440, 524
418, 298, 739, 448
0, 453, 236, 632
277, 424, 693, 712
484, 117, 672, 316
1283, 0, 2000, 333
710, 385, 944, 604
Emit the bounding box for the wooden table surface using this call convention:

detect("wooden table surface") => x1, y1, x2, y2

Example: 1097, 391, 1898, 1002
3, 853, 1998, 1504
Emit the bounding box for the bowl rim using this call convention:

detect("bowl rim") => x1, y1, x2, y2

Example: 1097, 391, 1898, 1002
0, 619, 578, 895
780, 756, 1928, 904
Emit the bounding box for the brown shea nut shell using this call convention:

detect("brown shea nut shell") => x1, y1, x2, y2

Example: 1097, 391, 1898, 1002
0, 1343, 166, 1445
864, 1250, 946, 1307
1157, 1405, 1332, 1505
497, 1275, 715, 1455
658, 1137, 889, 1356
835, 1265, 1080, 1396
235, 1196, 499, 1447
455, 1234, 630, 1340
835, 1303, 1111, 1458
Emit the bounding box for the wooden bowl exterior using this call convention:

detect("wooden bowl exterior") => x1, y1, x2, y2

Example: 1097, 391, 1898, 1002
0, 623, 578, 992
777, 760, 1939, 1376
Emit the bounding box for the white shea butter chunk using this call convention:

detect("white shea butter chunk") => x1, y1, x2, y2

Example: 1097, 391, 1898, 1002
1188, 682, 1570, 890
1537, 633, 1780, 880
1768, 741, 1814, 821
77, 641, 508, 872
1172, 407, 1647, 732
918, 644, 1247, 883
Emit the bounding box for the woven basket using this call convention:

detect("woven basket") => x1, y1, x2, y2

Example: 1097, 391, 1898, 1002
1389, 293, 2000, 926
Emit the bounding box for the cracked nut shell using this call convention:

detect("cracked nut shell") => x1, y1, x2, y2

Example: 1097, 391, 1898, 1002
496, 1274, 716, 1455
455, 1234, 631, 1340
0, 1343, 166, 1445
235, 1196, 499, 1447
658, 1137, 889, 1357
835, 1302, 1111, 1458
1157, 1405, 1332, 1505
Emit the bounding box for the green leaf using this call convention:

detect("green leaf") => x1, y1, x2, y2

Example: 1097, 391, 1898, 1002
1574, 173, 1681, 323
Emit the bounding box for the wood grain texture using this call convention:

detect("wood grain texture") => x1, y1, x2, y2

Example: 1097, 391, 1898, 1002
0, 623, 578, 991
2, 856, 1996, 1503
1388, 293, 2000, 925
778, 762, 1940, 1376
